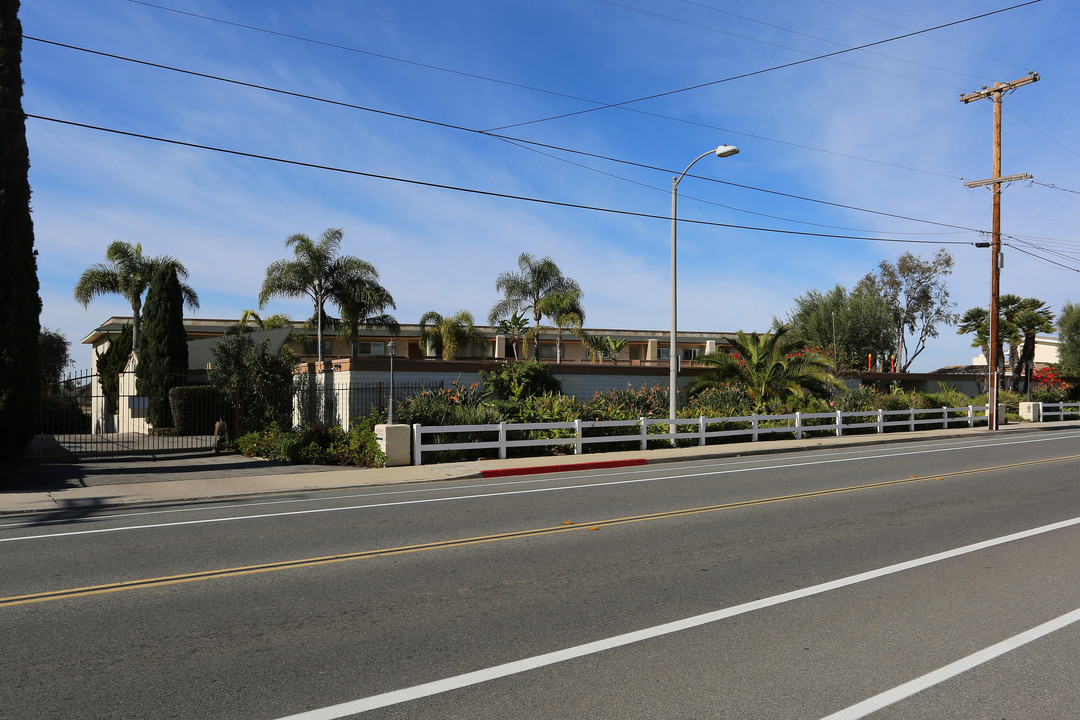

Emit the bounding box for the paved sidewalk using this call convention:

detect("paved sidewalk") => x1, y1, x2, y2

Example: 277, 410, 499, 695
3, 422, 1075, 514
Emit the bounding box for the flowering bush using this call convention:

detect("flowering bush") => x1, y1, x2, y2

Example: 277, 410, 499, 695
392, 381, 491, 427
1031, 365, 1071, 403
582, 384, 669, 420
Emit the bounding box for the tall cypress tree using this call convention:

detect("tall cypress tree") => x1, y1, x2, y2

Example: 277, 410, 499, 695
0, 0, 42, 472
96, 324, 133, 415
137, 266, 189, 428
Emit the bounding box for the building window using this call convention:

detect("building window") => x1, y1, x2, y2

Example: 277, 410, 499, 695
536, 343, 557, 359
658, 348, 670, 360
302, 338, 334, 357
354, 342, 385, 356
682, 347, 700, 361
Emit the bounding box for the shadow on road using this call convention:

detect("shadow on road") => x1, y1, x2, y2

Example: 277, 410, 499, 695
17, 496, 111, 528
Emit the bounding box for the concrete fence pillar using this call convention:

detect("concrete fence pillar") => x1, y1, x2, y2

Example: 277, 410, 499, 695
1020, 401, 1041, 422
376, 424, 411, 467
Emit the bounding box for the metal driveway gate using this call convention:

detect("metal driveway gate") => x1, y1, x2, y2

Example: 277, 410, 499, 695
28, 370, 221, 461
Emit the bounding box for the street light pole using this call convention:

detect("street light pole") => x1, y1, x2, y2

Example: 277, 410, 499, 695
387, 340, 396, 425
670, 145, 739, 422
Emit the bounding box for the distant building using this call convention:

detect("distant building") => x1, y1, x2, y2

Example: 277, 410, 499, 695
81, 316, 740, 371
969, 335, 1060, 367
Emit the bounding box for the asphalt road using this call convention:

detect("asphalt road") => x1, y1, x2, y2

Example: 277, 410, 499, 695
2, 429, 1079, 719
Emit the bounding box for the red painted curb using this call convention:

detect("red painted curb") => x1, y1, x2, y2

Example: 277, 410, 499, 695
480, 458, 647, 479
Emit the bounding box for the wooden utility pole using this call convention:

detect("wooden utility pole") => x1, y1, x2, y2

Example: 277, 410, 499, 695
960, 71, 1038, 431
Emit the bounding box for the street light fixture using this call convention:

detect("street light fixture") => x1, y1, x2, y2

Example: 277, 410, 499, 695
670, 145, 739, 423
387, 339, 396, 425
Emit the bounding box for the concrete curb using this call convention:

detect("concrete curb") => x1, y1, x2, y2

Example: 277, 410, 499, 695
3, 422, 1078, 514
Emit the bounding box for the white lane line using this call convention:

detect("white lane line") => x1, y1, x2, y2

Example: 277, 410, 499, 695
273, 515, 1080, 720
5, 432, 1079, 542
818, 606, 1080, 719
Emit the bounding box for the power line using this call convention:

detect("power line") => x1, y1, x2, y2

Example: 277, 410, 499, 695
125, 0, 593, 105
814, 0, 1034, 74
1032, 181, 1080, 197
116, 5, 964, 180
1003, 108, 1080, 168
487, 1, 1043, 131
18, 33, 976, 233
612, 0, 987, 86
500, 135, 964, 236
1007, 234, 1080, 262
1004, 241, 1080, 273
14, 109, 979, 248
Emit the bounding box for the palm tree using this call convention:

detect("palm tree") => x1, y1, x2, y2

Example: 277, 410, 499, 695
496, 311, 530, 359
1012, 299, 1055, 392
74, 240, 199, 350
258, 228, 383, 364
957, 307, 991, 366
686, 326, 842, 412
335, 280, 399, 360
419, 310, 485, 360
538, 289, 585, 363
234, 309, 293, 333
488, 253, 581, 355
998, 294, 1026, 375
584, 335, 626, 364
957, 296, 1054, 390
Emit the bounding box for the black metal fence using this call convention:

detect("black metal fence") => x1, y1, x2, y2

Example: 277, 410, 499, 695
29, 371, 441, 462
294, 379, 442, 430
28, 369, 225, 461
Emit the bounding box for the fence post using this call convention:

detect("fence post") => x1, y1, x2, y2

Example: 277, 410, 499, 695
574, 418, 583, 455
698, 416, 706, 446
412, 424, 422, 465
909, 408, 915, 432
499, 422, 507, 460
877, 409, 884, 434
943, 406, 949, 429
835, 410, 843, 437
752, 413, 759, 442
795, 411, 803, 440
640, 417, 648, 450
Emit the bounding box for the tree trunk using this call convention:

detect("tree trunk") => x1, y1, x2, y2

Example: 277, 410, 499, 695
131, 297, 142, 351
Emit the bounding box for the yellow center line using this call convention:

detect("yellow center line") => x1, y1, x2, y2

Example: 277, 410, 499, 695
3, 453, 1078, 608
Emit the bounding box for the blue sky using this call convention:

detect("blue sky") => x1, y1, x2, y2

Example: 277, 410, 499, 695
20, 0, 1080, 372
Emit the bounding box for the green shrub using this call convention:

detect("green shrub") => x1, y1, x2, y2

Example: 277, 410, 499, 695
393, 382, 486, 427
833, 385, 882, 413
327, 417, 385, 467
504, 392, 580, 456
237, 420, 385, 468
209, 334, 297, 434
923, 383, 974, 410
876, 390, 922, 412
169, 385, 227, 436
973, 389, 1023, 414
1032, 384, 1069, 404
479, 359, 562, 400
582, 384, 669, 421
680, 385, 752, 419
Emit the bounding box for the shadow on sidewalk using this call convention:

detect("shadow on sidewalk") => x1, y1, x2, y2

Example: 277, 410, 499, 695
7, 452, 339, 492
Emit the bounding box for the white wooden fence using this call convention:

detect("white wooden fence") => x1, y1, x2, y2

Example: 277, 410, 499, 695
1040, 402, 1080, 421
411, 405, 994, 465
